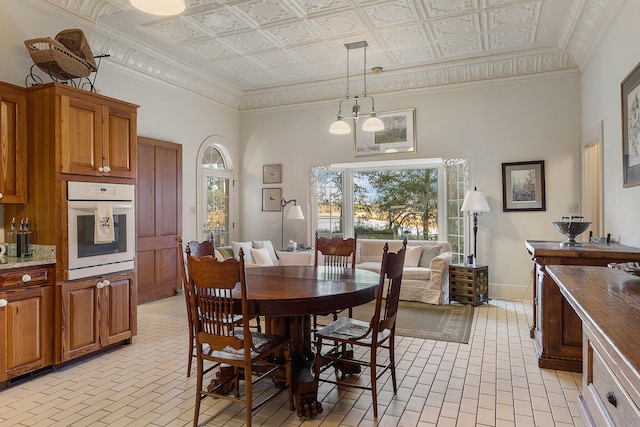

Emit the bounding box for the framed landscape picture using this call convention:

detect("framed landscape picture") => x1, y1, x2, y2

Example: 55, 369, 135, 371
354, 108, 416, 157
502, 160, 546, 212
622, 62, 640, 187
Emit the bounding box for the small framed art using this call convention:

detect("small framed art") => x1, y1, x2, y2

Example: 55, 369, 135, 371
262, 188, 281, 211
502, 160, 546, 212
263, 164, 282, 184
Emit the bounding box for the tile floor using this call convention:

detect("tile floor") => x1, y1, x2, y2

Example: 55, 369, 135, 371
0, 296, 584, 427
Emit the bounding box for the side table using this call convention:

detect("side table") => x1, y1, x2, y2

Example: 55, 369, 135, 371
449, 264, 488, 306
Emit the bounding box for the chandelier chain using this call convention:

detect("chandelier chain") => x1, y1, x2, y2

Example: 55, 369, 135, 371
346, 47, 350, 99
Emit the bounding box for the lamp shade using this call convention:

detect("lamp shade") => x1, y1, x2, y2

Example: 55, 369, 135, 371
130, 0, 185, 15
329, 118, 351, 134
362, 114, 384, 132
461, 189, 490, 213
286, 205, 305, 220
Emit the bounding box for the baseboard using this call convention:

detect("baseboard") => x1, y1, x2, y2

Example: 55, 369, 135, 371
488, 282, 532, 300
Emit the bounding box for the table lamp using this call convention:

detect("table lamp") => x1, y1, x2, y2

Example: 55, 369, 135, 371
281, 198, 305, 250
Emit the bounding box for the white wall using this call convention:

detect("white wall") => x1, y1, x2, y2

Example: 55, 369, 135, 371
240, 73, 582, 298
581, 0, 640, 248
0, 0, 240, 244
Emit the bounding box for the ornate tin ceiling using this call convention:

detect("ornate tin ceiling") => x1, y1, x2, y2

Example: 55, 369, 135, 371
31, 0, 622, 109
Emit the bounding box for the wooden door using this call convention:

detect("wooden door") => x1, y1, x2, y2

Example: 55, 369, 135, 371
136, 137, 182, 304
0, 82, 27, 204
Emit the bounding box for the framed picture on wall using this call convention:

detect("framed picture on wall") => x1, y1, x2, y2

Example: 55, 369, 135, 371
354, 109, 416, 157
262, 188, 281, 212
502, 160, 546, 211
263, 164, 282, 184
621, 62, 640, 187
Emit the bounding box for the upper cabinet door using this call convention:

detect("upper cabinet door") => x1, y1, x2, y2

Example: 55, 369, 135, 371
103, 101, 137, 179
58, 94, 103, 176
58, 92, 137, 179
0, 83, 27, 204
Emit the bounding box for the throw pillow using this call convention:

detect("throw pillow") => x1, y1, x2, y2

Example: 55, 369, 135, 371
252, 240, 279, 265
418, 245, 442, 267
231, 241, 255, 264
404, 245, 423, 267
250, 247, 274, 266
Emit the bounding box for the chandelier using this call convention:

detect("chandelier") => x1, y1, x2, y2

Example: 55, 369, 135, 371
329, 41, 384, 135
130, 0, 185, 15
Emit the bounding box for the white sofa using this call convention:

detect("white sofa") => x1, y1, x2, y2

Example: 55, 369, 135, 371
355, 239, 452, 305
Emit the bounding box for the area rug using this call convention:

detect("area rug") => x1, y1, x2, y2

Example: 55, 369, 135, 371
345, 301, 474, 344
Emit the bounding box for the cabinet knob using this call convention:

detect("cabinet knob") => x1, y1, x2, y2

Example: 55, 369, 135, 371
98, 166, 104, 173
22, 274, 32, 283
0, 299, 7, 308
104, 165, 111, 173
103, 279, 110, 287
0, 192, 3, 199
96, 281, 104, 289
605, 391, 617, 407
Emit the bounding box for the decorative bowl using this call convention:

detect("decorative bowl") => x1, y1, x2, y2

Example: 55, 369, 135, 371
608, 262, 640, 277
552, 216, 591, 246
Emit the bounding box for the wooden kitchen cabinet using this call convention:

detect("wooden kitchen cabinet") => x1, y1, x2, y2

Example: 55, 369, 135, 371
547, 265, 640, 427
29, 82, 137, 179
0, 265, 54, 387
0, 82, 27, 204
526, 240, 640, 372
56, 271, 137, 363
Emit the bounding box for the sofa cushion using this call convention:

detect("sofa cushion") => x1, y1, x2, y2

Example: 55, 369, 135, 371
404, 245, 422, 267
231, 241, 254, 264
217, 247, 234, 260
356, 261, 381, 274
251, 247, 274, 266
419, 245, 442, 267
252, 240, 278, 265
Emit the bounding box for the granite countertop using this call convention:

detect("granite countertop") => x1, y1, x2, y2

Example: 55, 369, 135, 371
0, 245, 56, 270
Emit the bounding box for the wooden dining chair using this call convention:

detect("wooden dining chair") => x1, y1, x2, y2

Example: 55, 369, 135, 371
177, 235, 260, 377
313, 231, 357, 330
314, 239, 407, 418
186, 248, 294, 427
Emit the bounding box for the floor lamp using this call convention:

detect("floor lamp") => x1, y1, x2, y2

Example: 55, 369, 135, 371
281, 198, 305, 250
461, 187, 490, 265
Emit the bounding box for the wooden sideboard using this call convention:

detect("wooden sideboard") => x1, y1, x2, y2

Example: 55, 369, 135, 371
546, 265, 640, 426
525, 240, 640, 372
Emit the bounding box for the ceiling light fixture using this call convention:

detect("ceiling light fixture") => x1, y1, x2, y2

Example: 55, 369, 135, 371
329, 41, 384, 135
130, 0, 185, 16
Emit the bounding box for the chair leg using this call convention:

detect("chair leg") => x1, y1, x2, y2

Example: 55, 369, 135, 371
389, 333, 397, 394
193, 355, 203, 427
244, 363, 253, 427
370, 350, 378, 418
284, 344, 295, 411
187, 329, 194, 377
256, 316, 262, 333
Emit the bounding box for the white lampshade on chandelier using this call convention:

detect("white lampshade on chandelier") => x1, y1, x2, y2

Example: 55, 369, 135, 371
130, 0, 185, 15
329, 41, 384, 135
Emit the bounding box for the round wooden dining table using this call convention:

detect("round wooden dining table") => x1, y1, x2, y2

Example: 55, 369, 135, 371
241, 265, 381, 417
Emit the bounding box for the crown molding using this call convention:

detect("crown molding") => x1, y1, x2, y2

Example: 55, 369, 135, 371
240, 47, 578, 110
28, 0, 622, 111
